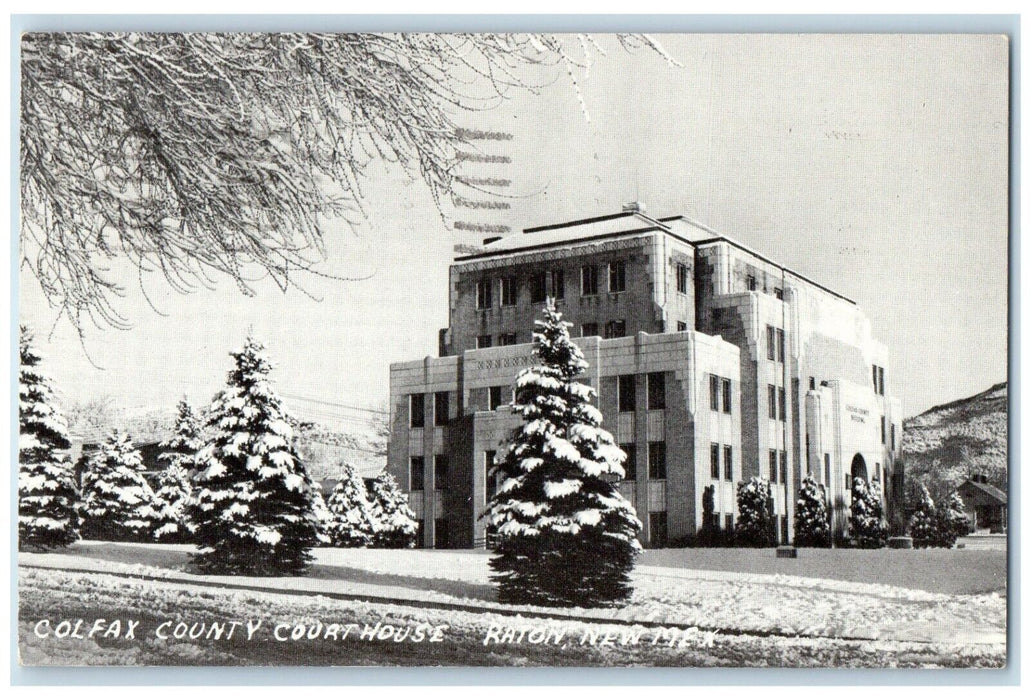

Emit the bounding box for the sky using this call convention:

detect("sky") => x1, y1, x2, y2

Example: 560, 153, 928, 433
19, 33, 1010, 425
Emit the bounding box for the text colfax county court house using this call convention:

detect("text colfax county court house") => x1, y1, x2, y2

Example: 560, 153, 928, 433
388, 204, 902, 548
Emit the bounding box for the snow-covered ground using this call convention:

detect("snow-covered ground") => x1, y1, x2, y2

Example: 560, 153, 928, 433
20, 541, 1006, 646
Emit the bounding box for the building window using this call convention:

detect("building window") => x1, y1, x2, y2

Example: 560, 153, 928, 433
779, 450, 788, 485
581, 265, 599, 295
768, 385, 778, 420
891, 424, 896, 451
500, 277, 516, 306
498, 332, 517, 346
723, 445, 733, 481
647, 372, 666, 410
710, 443, 720, 479
581, 323, 598, 338
824, 453, 831, 485
677, 321, 688, 332
881, 416, 886, 444
767, 325, 776, 361
724, 514, 734, 531
485, 451, 498, 500
872, 365, 878, 393
618, 375, 636, 412
676, 263, 688, 294
649, 512, 668, 546
769, 450, 778, 482
550, 269, 565, 300
410, 394, 425, 428
476, 279, 493, 309
722, 378, 732, 414
621, 444, 636, 480
410, 457, 425, 491
777, 387, 787, 422
809, 376, 816, 391
777, 328, 785, 362
434, 391, 449, 426
648, 442, 666, 479
609, 260, 627, 293
530, 271, 547, 303
878, 366, 885, 396
435, 517, 449, 549
604, 320, 626, 338
488, 386, 504, 411
845, 473, 852, 491
476, 334, 492, 349
747, 275, 757, 291
711, 376, 721, 411
774, 287, 784, 300
434, 455, 449, 490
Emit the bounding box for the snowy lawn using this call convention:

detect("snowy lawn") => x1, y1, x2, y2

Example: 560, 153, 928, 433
18, 567, 1005, 667
21, 541, 1006, 646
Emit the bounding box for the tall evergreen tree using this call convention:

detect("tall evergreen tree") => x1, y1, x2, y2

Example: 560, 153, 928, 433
934, 492, 970, 548
325, 463, 379, 547
794, 475, 831, 547
483, 300, 642, 607
368, 471, 419, 549
735, 477, 776, 547
908, 484, 938, 548
189, 337, 324, 575
151, 399, 203, 541
850, 477, 888, 548
18, 327, 79, 551
80, 430, 157, 541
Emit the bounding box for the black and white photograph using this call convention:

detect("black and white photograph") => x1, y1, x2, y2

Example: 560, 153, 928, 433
14, 25, 1011, 670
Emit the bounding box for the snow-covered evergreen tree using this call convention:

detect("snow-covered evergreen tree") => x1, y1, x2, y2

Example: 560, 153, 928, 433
368, 471, 418, 549
18, 327, 79, 551
735, 477, 776, 547
188, 336, 324, 575
151, 465, 193, 542
908, 484, 938, 548
80, 430, 158, 542
483, 300, 642, 606
325, 464, 378, 547
934, 492, 970, 548
151, 399, 203, 541
794, 475, 830, 547
850, 477, 888, 548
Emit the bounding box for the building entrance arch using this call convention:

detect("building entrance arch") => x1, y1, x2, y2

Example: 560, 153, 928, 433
850, 453, 868, 484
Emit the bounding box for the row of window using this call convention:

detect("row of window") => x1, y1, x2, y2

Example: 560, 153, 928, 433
409, 455, 448, 491
709, 443, 734, 481
475, 261, 628, 310
768, 449, 789, 484
766, 325, 786, 363
617, 373, 666, 412
475, 333, 518, 349
709, 375, 733, 414
767, 384, 787, 421
582, 320, 627, 339
410, 392, 450, 428
745, 274, 784, 300
872, 364, 886, 396
616, 441, 666, 480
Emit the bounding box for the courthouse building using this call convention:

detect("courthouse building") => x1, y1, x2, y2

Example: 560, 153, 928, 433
387, 204, 903, 548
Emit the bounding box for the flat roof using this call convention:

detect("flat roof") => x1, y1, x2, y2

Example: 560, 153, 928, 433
454, 209, 856, 305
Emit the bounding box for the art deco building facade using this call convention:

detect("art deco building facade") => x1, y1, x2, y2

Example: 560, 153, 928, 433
387, 205, 903, 548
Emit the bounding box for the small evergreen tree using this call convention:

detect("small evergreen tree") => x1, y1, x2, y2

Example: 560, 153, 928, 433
483, 300, 642, 607
850, 477, 888, 548
80, 430, 158, 542
18, 327, 79, 551
794, 475, 830, 547
151, 399, 203, 541
908, 484, 938, 548
151, 465, 193, 542
934, 492, 970, 548
189, 336, 324, 575
325, 464, 379, 547
368, 471, 419, 549
735, 477, 776, 547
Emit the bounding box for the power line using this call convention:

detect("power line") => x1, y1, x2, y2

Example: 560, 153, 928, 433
279, 392, 389, 415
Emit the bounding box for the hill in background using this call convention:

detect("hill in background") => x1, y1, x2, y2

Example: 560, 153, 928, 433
902, 382, 1008, 500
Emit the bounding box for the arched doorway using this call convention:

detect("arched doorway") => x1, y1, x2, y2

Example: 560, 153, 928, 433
850, 453, 868, 484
